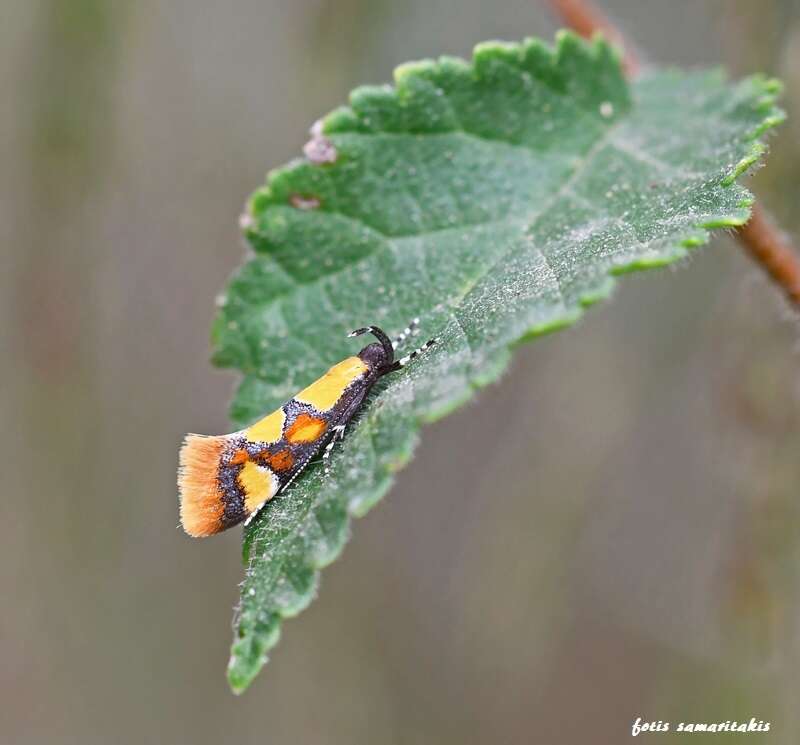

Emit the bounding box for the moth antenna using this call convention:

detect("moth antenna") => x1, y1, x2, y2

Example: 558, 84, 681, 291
347, 325, 394, 363
389, 337, 436, 371
392, 317, 420, 349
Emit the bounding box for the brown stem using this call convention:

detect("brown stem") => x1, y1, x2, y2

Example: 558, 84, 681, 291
738, 204, 800, 306
547, 0, 800, 312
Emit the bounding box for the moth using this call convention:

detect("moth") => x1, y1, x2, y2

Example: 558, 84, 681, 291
178, 321, 434, 536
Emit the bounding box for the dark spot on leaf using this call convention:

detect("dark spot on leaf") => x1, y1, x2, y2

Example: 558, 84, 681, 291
290, 193, 321, 210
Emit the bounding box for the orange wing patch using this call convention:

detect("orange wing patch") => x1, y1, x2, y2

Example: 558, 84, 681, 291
229, 448, 249, 466
257, 448, 295, 472
285, 413, 328, 444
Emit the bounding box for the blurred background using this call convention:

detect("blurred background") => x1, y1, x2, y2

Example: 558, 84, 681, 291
2, 0, 799, 743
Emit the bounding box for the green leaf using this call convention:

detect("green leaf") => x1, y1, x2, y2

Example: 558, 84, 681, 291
213, 31, 783, 693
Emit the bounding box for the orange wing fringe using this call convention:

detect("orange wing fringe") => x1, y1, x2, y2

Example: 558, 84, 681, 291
178, 434, 228, 537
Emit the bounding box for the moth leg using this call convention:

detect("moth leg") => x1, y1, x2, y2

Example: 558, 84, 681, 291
389, 337, 436, 371
323, 424, 346, 475
391, 316, 420, 350
321, 384, 368, 476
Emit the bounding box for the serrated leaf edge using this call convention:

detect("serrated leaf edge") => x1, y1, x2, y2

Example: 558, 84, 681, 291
225, 34, 784, 693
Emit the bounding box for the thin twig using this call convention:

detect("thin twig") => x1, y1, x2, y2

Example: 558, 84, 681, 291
547, 0, 800, 312
738, 204, 800, 306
